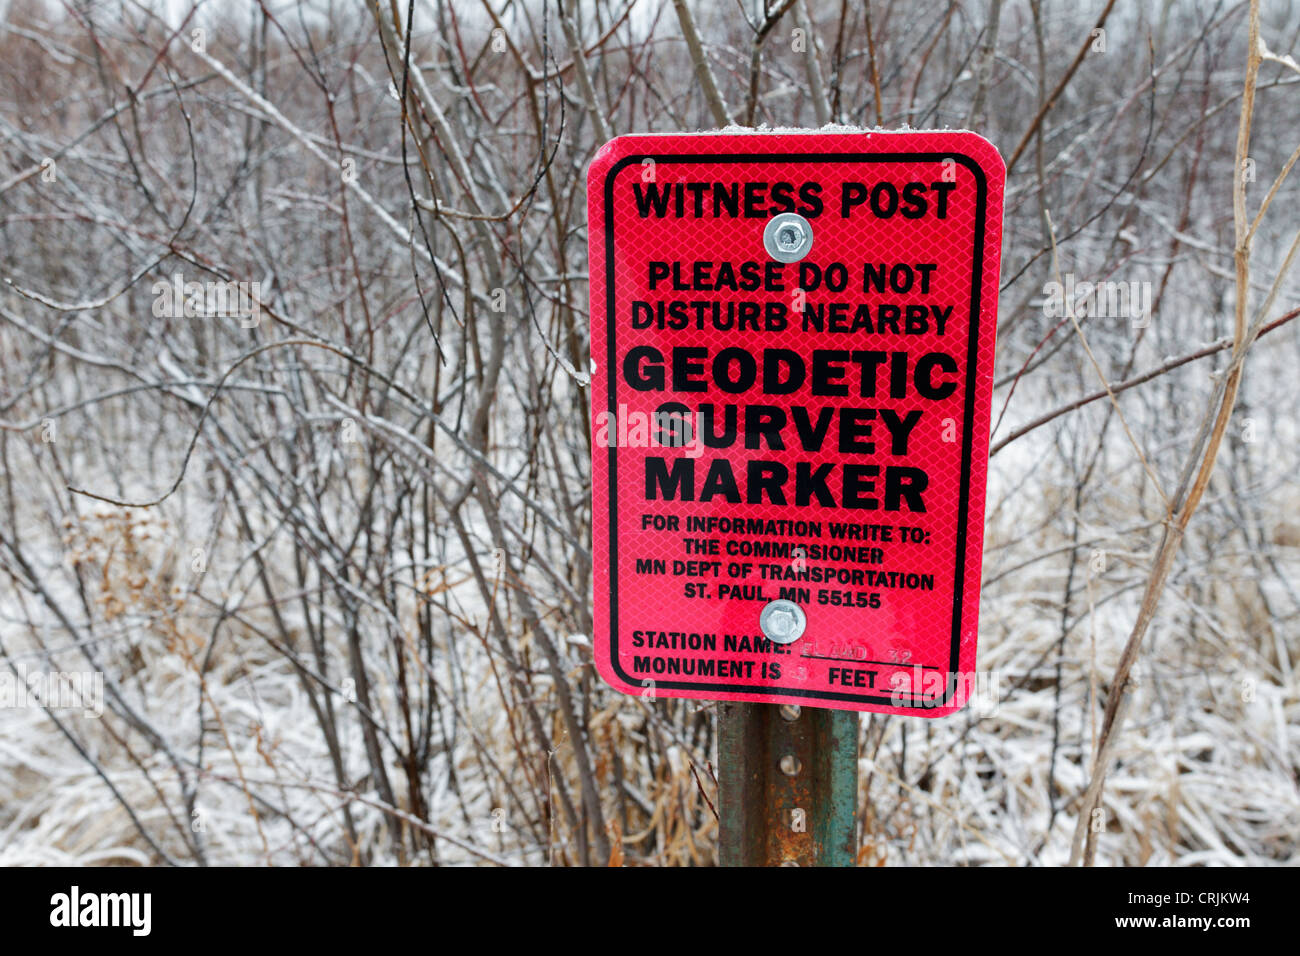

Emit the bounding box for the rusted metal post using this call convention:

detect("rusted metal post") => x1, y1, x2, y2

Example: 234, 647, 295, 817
718, 702, 858, 866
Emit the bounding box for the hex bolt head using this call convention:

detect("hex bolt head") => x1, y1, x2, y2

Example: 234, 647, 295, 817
768, 608, 795, 637
760, 599, 807, 645
763, 212, 814, 263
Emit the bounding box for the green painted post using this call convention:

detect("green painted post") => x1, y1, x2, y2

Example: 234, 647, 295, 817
718, 702, 858, 866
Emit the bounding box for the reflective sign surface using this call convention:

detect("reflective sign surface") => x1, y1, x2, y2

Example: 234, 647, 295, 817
589, 131, 1005, 715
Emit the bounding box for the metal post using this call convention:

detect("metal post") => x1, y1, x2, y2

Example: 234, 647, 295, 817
718, 702, 858, 866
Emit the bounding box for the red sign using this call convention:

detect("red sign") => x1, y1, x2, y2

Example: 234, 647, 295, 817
588, 131, 1005, 716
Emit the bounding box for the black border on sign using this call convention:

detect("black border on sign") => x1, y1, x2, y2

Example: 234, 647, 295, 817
602, 151, 989, 709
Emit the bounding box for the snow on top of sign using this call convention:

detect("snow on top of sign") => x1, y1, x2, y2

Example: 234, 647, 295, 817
661, 123, 980, 135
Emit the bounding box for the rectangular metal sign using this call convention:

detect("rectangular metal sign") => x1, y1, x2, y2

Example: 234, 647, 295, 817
588, 131, 1005, 715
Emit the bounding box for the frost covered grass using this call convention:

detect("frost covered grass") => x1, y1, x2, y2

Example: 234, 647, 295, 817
0, 429, 1293, 866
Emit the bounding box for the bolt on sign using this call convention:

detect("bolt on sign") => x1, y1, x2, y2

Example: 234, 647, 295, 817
588, 131, 1005, 716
